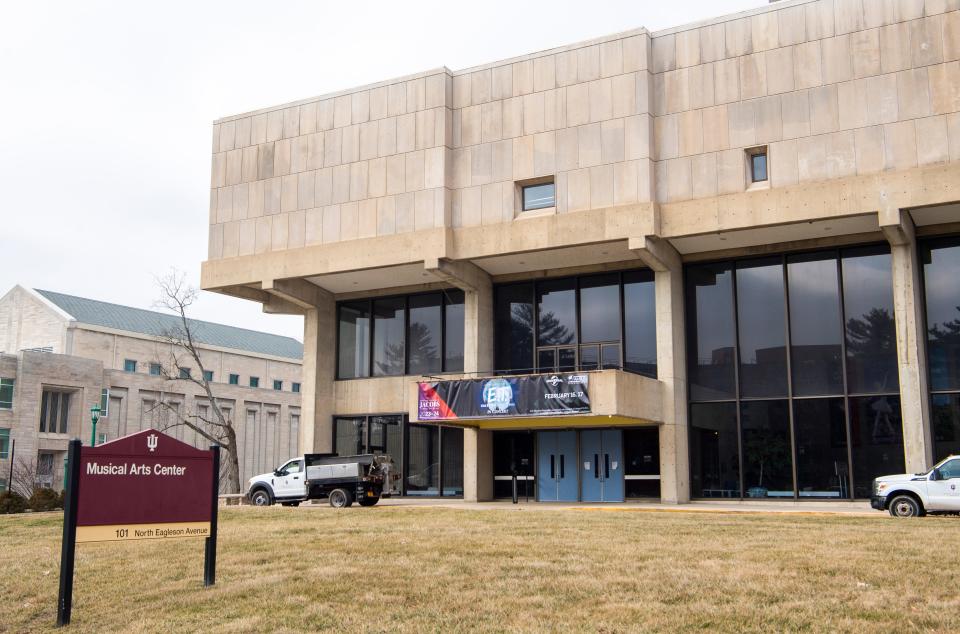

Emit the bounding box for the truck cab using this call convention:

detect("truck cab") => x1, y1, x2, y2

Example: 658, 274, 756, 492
248, 458, 307, 507
872, 455, 960, 517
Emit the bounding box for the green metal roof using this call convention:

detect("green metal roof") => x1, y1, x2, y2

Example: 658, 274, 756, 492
35, 289, 303, 360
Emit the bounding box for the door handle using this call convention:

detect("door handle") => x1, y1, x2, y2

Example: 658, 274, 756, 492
604, 454, 610, 480
560, 455, 565, 479
293, 476, 300, 480
550, 455, 555, 479
594, 454, 599, 479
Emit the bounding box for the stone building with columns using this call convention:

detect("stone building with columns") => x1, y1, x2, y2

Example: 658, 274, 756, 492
202, 0, 960, 502
0, 286, 302, 492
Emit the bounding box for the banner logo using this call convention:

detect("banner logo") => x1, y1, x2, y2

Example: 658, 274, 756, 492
146, 434, 158, 452
482, 378, 514, 414
545, 375, 562, 388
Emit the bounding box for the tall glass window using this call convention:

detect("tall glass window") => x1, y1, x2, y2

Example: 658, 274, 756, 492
406, 424, 440, 496
495, 284, 534, 373
623, 271, 657, 378
736, 258, 787, 398
842, 247, 898, 394
334, 417, 365, 456
338, 302, 370, 379
787, 253, 844, 395
494, 270, 656, 376
441, 427, 464, 495
337, 291, 465, 379
408, 294, 442, 375
372, 297, 405, 376
444, 290, 465, 372
686, 246, 903, 500
686, 263, 736, 401
922, 237, 960, 461
689, 402, 740, 498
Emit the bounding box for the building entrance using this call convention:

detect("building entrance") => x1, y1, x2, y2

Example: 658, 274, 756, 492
580, 429, 624, 502
536, 430, 578, 501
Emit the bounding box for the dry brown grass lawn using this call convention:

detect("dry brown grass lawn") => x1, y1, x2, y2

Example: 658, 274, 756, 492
1, 506, 959, 633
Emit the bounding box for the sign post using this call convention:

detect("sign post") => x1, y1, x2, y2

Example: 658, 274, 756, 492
56, 430, 220, 627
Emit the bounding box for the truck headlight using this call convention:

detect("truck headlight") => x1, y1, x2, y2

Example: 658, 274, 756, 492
875, 482, 891, 495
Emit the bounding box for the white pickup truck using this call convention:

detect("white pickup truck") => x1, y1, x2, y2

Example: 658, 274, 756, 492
871, 455, 960, 517
247, 453, 396, 508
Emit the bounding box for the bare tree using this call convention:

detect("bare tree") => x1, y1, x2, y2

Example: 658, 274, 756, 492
151, 270, 242, 494
10, 456, 53, 498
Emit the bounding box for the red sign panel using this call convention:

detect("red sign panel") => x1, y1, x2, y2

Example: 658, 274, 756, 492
77, 430, 214, 528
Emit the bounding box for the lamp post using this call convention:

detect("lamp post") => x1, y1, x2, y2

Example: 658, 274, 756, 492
89, 404, 101, 447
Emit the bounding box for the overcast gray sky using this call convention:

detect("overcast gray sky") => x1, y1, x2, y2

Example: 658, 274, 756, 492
0, 0, 760, 342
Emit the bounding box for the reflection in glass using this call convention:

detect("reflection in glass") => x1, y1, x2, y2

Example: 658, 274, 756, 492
495, 284, 533, 373
601, 344, 620, 369
623, 427, 661, 498
741, 400, 792, 497
922, 238, 960, 391
623, 270, 657, 378
794, 398, 849, 498
337, 302, 370, 378
537, 349, 556, 372
408, 294, 442, 375
788, 253, 843, 395
441, 427, 464, 495
444, 290, 465, 372
558, 347, 576, 371
686, 263, 737, 400
842, 248, 897, 394
849, 395, 904, 498
690, 402, 741, 498
406, 424, 440, 495
522, 182, 555, 211
932, 393, 960, 462
579, 345, 599, 371
334, 417, 364, 456
537, 279, 577, 346
737, 259, 787, 398
372, 297, 406, 376
580, 274, 620, 343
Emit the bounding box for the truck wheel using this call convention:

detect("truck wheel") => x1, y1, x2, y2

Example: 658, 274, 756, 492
358, 496, 380, 507
250, 489, 272, 507
888, 494, 923, 517
329, 488, 352, 508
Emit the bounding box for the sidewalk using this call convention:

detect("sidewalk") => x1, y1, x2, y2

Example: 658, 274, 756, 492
297, 496, 877, 516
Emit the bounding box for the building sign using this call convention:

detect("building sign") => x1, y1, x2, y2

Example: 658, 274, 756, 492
418, 373, 590, 420
75, 430, 215, 542
57, 430, 220, 626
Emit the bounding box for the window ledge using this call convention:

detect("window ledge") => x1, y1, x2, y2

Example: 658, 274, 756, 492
746, 181, 770, 192
516, 206, 556, 220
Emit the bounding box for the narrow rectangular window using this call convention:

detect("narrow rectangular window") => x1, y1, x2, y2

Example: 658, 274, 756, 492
123, 359, 137, 373
0, 428, 9, 459
0, 378, 13, 409
249, 376, 260, 388
203, 370, 214, 382
749, 148, 767, 183
273, 380, 283, 391
100, 388, 110, 417
229, 373, 239, 385
292, 382, 301, 393
521, 181, 555, 211
179, 368, 191, 379
149, 363, 161, 376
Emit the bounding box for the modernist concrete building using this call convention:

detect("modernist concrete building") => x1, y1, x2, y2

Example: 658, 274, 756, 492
202, 0, 960, 503
0, 286, 303, 492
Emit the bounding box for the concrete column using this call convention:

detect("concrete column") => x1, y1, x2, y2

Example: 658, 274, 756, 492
299, 298, 336, 454
630, 236, 690, 503
881, 209, 934, 472
463, 426, 493, 502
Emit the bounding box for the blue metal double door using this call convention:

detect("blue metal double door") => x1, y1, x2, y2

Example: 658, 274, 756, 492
537, 429, 623, 502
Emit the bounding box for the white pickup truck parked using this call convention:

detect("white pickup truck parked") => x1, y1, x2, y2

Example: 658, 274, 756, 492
247, 453, 396, 508
871, 455, 960, 517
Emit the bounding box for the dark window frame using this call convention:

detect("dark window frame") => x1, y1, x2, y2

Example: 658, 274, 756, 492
335, 289, 466, 380
229, 373, 240, 385
520, 179, 556, 212
249, 376, 260, 388
685, 243, 901, 501
273, 379, 283, 391
492, 268, 656, 378
123, 359, 137, 373
292, 382, 301, 393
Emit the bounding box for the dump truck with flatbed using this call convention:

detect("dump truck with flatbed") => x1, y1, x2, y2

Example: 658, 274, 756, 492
246, 453, 396, 508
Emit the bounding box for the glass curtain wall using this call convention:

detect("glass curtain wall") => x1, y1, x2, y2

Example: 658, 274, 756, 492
922, 237, 960, 461
494, 270, 656, 377
337, 290, 464, 379
687, 246, 903, 499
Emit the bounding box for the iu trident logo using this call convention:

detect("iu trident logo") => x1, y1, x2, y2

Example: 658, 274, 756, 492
146, 433, 158, 452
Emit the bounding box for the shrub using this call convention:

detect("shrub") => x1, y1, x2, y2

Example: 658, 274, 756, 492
58, 489, 66, 508
0, 491, 28, 514
29, 488, 61, 512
